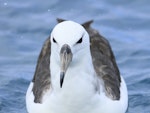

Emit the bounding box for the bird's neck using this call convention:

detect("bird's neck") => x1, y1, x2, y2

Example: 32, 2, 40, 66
50, 49, 97, 94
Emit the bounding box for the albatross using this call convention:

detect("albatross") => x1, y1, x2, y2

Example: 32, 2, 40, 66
26, 19, 128, 113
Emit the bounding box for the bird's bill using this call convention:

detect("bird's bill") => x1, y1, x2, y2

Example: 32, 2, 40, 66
60, 44, 72, 88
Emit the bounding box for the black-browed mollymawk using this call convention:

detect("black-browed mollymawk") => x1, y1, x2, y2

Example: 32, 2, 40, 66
26, 19, 128, 113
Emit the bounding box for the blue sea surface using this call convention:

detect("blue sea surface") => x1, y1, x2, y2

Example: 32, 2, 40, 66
0, 0, 150, 113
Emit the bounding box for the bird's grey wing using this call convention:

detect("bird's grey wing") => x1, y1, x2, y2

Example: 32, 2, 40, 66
82, 21, 121, 100
32, 37, 51, 103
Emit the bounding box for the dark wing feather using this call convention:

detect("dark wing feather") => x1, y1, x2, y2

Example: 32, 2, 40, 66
82, 21, 121, 100
32, 37, 51, 103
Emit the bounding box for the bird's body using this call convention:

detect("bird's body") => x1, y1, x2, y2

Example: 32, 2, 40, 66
26, 19, 128, 113
26, 77, 127, 113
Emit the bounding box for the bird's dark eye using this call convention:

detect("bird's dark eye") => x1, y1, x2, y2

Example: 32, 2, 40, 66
76, 37, 82, 44
53, 38, 57, 43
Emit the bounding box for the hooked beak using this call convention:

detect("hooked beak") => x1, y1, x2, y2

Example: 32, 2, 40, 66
60, 44, 72, 88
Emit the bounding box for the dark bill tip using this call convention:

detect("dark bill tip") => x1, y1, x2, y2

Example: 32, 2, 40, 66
60, 72, 65, 88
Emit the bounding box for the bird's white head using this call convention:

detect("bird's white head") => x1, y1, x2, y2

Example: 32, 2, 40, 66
50, 21, 90, 87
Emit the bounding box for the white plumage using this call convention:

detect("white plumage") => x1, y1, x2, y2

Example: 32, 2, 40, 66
26, 20, 128, 113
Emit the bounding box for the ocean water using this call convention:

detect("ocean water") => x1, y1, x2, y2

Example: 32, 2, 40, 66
0, 0, 150, 113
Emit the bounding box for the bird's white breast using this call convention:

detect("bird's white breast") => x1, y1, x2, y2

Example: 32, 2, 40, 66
26, 65, 128, 113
